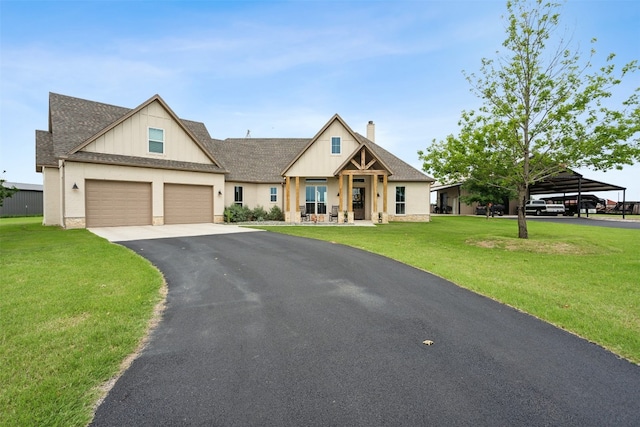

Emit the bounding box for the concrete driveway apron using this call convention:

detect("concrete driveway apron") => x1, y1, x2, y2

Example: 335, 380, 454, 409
91, 232, 640, 426
89, 223, 261, 242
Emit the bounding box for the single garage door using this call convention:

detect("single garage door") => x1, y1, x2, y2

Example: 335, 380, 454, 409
164, 184, 213, 224
86, 180, 152, 227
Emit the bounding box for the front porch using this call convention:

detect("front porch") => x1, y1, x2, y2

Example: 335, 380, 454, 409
282, 173, 390, 225
283, 145, 392, 225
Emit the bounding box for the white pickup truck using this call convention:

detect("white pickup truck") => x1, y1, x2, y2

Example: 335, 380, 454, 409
525, 199, 565, 216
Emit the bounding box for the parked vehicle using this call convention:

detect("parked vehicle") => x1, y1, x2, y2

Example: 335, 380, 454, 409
525, 199, 565, 216
475, 204, 505, 216
542, 195, 604, 216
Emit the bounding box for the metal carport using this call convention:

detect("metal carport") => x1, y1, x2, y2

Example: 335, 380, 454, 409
529, 170, 628, 218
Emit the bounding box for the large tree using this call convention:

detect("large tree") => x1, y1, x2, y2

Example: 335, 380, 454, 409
420, 0, 640, 238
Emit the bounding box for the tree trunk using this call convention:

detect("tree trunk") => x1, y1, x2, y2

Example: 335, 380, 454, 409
517, 188, 528, 239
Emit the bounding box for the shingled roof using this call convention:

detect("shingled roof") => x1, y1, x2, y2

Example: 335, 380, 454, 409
353, 134, 433, 182
49, 93, 130, 158
206, 134, 433, 184
36, 93, 433, 183
36, 93, 227, 174
35, 130, 55, 171
208, 138, 310, 183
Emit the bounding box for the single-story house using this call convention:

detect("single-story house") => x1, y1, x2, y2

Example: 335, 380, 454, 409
0, 182, 44, 217
36, 93, 434, 228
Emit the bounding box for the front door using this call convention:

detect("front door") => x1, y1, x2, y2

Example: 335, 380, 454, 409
353, 187, 365, 220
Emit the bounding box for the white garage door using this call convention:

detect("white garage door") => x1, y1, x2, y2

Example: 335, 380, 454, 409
164, 184, 213, 224
86, 180, 152, 227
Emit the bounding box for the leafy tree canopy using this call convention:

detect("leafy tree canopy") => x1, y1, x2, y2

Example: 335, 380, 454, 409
0, 171, 18, 207
419, 0, 640, 238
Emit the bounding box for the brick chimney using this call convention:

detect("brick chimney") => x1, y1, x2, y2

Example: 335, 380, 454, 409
367, 120, 375, 142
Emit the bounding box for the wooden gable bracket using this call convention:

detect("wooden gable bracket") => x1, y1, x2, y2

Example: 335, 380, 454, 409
365, 158, 377, 170
350, 158, 362, 170
349, 147, 379, 171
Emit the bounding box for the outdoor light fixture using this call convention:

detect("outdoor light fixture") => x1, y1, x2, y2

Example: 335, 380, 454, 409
377, 193, 380, 197
218, 190, 222, 196
72, 183, 79, 190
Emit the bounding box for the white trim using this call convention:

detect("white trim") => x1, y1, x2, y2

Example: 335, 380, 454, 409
330, 136, 341, 155
148, 127, 165, 155
395, 186, 406, 215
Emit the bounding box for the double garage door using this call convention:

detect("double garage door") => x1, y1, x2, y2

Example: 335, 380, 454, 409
85, 180, 213, 227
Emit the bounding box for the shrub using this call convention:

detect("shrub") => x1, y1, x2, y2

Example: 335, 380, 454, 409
224, 204, 284, 222
224, 204, 251, 222
252, 205, 268, 222
266, 205, 284, 221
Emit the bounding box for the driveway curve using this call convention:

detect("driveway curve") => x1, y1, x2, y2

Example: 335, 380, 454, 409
92, 232, 640, 426
524, 216, 640, 229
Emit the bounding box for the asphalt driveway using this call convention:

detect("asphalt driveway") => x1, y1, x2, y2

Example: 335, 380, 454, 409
91, 232, 640, 426
524, 216, 640, 229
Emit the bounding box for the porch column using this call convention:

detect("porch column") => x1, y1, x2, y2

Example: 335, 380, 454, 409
348, 174, 354, 223
338, 173, 344, 213
382, 174, 389, 223
285, 176, 291, 222
383, 174, 388, 212
295, 176, 300, 222
373, 174, 378, 215
285, 177, 290, 212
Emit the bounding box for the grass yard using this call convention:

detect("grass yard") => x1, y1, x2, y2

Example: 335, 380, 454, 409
0, 217, 164, 427
255, 217, 640, 364
1, 216, 637, 425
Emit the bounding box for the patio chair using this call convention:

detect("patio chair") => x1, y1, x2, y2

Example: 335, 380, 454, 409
329, 205, 339, 222
300, 205, 310, 221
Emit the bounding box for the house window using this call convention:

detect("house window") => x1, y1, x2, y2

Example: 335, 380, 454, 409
331, 137, 341, 155
148, 127, 164, 154
396, 186, 406, 215
306, 185, 327, 215
234, 186, 243, 206
270, 187, 277, 202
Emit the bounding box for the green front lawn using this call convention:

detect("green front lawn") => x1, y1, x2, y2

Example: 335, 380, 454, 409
0, 217, 164, 426
1, 216, 638, 425
256, 217, 640, 364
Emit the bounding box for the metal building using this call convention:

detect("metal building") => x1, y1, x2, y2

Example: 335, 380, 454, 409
0, 182, 43, 217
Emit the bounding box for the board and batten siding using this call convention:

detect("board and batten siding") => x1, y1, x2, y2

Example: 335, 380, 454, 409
81, 100, 212, 164
286, 121, 359, 178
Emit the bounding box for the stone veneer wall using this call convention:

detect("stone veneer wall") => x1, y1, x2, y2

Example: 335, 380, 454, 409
64, 217, 86, 229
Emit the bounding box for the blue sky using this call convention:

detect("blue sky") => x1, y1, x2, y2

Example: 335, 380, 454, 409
1, 0, 639, 201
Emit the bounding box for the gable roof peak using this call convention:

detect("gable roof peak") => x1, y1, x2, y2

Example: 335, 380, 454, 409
280, 113, 359, 175
44, 92, 223, 169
